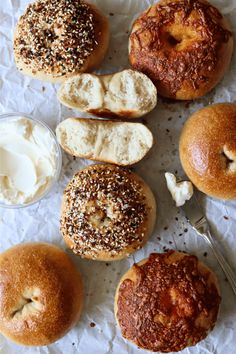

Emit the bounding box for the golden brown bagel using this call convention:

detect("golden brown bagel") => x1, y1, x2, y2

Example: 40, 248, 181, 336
115, 250, 221, 352
179, 103, 236, 199
14, 0, 109, 82
60, 164, 156, 261
129, 0, 233, 100
0, 243, 83, 346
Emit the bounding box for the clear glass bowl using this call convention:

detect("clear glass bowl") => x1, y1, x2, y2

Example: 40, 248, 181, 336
0, 112, 62, 209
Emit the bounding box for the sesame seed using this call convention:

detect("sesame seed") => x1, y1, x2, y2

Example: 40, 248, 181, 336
14, 0, 98, 76
60, 166, 149, 258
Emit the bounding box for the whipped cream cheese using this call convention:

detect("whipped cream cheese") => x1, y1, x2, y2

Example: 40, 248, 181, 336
165, 172, 193, 207
0, 117, 58, 205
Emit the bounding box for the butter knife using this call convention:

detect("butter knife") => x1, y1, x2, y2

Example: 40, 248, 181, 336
181, 194, 236, 296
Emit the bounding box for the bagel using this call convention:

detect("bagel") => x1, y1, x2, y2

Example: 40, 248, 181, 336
129, 0, 233, 100
60, 164, 156, 261
57, 69, 157, 118
115, 250, 221, 352
56, 118, 154, 166
13, 0, 109, 82
0, 243, 83, 346
179, 103, 236, 199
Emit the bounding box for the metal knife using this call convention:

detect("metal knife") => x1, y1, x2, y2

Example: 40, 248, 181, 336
181, 194, 236, 296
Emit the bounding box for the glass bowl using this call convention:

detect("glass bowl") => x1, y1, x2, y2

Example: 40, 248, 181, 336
0, 112, 62, 209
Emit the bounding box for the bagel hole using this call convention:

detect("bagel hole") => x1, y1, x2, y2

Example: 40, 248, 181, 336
11, 288, 42, 319
222, 152, 234, 169
221, 147, 236, 172
166, 33, 181, 47
86, 200, 120, 229
11, 297, 33, 318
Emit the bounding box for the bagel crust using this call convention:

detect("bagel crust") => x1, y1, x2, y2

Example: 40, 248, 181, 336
179, 103, 236, 199
129, 0, 233, 100
0, 243, 83, 346
13, 0, 109, 82
115, 251, 221, 352
60, 164, 156, 261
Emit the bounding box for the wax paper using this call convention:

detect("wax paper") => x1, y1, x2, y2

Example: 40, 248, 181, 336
0, 0, 236, 353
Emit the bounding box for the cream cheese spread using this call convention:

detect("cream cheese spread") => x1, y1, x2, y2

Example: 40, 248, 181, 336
0, 117, 58, 205
165, 172, 193, 207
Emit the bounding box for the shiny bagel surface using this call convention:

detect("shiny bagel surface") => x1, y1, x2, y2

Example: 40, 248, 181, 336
0, 243, 83, 346
180, 103, 236, 199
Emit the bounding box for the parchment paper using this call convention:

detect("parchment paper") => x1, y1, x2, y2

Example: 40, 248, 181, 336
0, 1, 236, 353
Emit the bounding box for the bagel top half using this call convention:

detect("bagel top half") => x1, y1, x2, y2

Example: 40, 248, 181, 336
129, 0, 233, 100
115, 250, 221, 352
60, 164, 156, 261
180, 103, 236, 199
0, 243, 83, 346
13, 0, 109, 82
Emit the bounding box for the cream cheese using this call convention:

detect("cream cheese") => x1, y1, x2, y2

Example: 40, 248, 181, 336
0, 117, 58, 205
165, 172, 193, 207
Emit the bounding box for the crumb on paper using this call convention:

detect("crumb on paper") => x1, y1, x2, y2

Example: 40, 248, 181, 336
165, 172, 193, 207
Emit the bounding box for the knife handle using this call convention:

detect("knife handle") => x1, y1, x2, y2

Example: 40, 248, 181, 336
203, 230, 236, 296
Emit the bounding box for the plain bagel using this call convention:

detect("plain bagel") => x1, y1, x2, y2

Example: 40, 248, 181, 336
56, 118, 154, 166
179, 103, 236, 199
129, 0, 233, 100
0, 243, 83, 346
57, 69, 157, 118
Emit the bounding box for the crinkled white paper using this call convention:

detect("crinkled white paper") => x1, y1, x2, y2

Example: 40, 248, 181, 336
0, 1, 236, 353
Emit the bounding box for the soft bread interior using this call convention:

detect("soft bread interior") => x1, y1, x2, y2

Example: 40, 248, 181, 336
57, 69, 157, 118
56, 118, 153, 165
58, 74, 104, 110
104, 70, 157, 115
